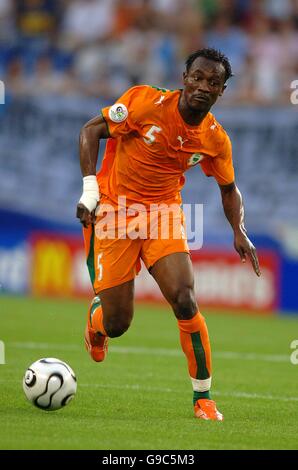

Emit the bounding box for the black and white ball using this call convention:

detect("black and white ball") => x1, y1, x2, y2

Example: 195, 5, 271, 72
23, 358, 77, 411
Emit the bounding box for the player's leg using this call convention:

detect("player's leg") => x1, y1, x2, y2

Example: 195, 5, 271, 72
149, 252, 223, 421
82, 221, 141, 362
149, 252, 210, 384
89, 280, 135, 338
85, 280, 135, 361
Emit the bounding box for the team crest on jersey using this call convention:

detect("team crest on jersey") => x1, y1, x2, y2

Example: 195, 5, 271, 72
188, 153, 204, 166
108, 103, 128, 123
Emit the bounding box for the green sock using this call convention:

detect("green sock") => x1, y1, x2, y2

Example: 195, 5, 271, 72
193, 390, 211, 405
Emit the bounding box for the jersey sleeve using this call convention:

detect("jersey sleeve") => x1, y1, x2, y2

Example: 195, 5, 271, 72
101, 86, 142, 138
200, 133, 235, 185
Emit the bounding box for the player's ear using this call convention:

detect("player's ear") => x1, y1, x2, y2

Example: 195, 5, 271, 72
183, 71, 188, 85
219, 84, 227, 96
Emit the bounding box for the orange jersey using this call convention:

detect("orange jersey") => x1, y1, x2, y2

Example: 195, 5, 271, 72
98, 85, 234, 207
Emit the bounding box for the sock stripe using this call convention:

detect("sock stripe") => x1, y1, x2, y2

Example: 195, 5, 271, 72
86, 225, 96, 288
89, 298, 102, 327
190, 331, 210, 380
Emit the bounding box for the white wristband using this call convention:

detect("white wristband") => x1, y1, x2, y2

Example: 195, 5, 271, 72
79, 175, 100, 212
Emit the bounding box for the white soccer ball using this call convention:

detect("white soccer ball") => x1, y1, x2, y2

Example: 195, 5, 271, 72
23, 358, 77, 411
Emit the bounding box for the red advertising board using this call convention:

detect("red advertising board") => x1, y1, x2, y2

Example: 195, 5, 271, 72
30, 233, 91, 297
29, 233, 280, 313
135, 250, 280, 313
191, 249, 279, 311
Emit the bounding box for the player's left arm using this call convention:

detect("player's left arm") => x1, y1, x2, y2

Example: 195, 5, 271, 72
219, 182, 261, 276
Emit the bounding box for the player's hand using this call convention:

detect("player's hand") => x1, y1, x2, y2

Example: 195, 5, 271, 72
76, 203, 96, 228
234, 230, 261, 276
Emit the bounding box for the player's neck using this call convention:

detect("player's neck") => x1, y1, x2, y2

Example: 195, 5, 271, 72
178, 93, 210, 126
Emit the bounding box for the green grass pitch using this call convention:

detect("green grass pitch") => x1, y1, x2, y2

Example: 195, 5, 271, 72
0, 295, 298, 450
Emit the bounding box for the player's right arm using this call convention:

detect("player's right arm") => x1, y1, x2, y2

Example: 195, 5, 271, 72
76, 115, 109, 227
77, 85, 149, 226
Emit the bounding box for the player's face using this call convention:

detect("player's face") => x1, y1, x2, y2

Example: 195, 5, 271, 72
183, 57, 226, 112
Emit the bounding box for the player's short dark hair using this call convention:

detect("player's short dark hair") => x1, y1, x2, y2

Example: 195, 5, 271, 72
185, 48, 233, 83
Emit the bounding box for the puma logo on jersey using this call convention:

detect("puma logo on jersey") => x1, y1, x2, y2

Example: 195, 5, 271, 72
210, 123, 217, 130
177, 135, 188, 148
154, 95, 165, 105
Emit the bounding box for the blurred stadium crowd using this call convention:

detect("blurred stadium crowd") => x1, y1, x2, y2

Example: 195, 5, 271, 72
1, 2, 298, 312
1, 0, 298, 104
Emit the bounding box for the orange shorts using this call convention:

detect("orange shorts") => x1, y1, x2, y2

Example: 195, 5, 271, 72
83, 197, 189, 292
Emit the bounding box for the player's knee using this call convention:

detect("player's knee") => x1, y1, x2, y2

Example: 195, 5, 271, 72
173, 286, 197, 319
106, 323, 130, 338
105, 317, 132, 338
